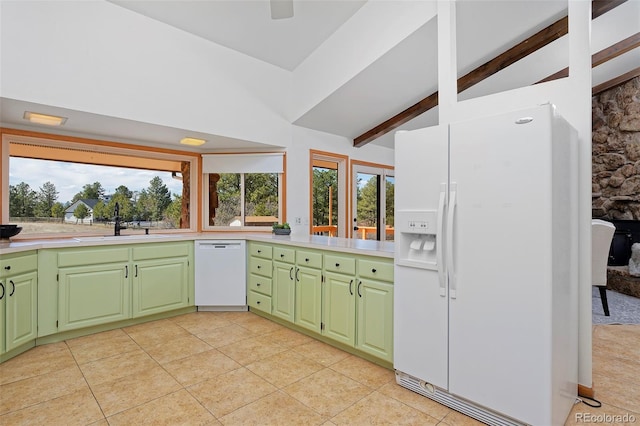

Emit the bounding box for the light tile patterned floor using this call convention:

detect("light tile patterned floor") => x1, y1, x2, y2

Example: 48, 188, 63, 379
0, 311, 638, 425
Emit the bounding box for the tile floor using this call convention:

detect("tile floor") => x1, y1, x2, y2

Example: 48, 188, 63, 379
0, 311, 638, 425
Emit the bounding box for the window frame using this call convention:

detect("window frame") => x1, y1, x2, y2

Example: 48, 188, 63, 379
350, 160, 394, 241
1, 129, 200, 235
309, 149, 349, 238
201, 153, 286, 232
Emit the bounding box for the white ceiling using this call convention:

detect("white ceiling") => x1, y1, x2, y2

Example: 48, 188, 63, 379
1, 0, 638, 152
108, 0, 367, 72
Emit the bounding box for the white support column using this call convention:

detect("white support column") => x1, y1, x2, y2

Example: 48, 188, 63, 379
437, 0, 457, 124
568, 0, 593, 390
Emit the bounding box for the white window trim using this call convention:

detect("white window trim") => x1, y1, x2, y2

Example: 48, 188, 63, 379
202, 152, 285, 231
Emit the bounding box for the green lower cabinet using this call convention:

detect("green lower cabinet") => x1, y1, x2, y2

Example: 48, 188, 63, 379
272, 261, 295, 322
58, 263, 131, 331
132, 258, 189, 318
4, 271, 38, 352
323, 271, 356, 346
294, 265, 322, 333
356, 279, 394, 362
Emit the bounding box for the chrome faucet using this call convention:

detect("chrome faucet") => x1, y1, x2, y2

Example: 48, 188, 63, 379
114, 202, 127, 236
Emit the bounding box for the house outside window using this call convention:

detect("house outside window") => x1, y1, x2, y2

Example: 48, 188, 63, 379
64, 199, 99, 224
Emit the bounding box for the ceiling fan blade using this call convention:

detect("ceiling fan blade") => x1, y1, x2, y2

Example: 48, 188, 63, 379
270, 0, 294, 19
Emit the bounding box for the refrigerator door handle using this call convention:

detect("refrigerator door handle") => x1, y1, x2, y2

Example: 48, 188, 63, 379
437, 184, 447, 296
447, 184, 457, 299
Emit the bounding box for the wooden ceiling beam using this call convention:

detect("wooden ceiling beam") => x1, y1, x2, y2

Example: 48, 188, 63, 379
537, 31, 640, 84
592, 0, 627, 19
593, 66, 640, 95
354, 0, 627, 147
353, 92, 438, 148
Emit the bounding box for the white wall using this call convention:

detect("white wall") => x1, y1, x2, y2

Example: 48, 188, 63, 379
0, 0, 292, 147
291, 0, 437, 122
287, 125, 394, 236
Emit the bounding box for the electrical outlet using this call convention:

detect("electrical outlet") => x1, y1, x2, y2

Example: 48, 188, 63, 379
295, 217, 302, 225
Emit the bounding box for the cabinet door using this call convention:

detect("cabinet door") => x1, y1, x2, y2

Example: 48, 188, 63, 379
272, 261, 295, 322
295, 265, 322, 333
0, 281, 4, 354
59, 263, 130, 331
133, 258, 189, 318
323, 272, 355, 346
357, 279, 393, 362
5, 271, 38, 352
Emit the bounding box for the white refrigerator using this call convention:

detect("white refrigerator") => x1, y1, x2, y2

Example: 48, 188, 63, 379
393, 105, 579, 426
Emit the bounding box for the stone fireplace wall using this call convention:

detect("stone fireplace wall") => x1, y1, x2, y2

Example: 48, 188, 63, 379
592, 76, 640, 219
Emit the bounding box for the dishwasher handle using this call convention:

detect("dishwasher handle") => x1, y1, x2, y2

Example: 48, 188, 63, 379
197, 242, 243, 250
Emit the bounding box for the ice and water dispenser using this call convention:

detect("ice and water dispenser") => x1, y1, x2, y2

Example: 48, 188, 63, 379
396, 209, 439, 270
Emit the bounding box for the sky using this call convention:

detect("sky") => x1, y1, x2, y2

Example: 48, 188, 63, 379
9, 157, 184, 205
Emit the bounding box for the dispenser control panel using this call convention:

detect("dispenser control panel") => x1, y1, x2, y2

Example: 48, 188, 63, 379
407, 220, 429, 232
397, 210, 437, 235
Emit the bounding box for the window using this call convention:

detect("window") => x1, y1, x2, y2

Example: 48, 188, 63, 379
310, 150, 348, 237
202, 153, 284, 230
351, 161, 394, 241
1, 131, 198, 237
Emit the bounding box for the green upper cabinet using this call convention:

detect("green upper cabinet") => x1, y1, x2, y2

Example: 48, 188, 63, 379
294, 249, 323, 333
1, 251, 38, 354
58, 261, 131, 331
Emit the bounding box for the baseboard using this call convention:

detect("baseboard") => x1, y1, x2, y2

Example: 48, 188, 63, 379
578, 384, 595, 399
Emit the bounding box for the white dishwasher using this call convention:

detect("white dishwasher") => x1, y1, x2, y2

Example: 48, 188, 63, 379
195, 240, 247, 311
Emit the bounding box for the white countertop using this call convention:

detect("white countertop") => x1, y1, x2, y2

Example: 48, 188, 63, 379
0, 232, 394, 258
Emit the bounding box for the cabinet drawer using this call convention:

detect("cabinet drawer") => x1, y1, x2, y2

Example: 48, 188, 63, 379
249, 243, 273, 259
132, 242, 190, 260
0, 252, 37, 278
273, 246, 295, 263
249, 274, 272, 296
324, 254, 356, 275
58, 247, 130, 267
249, 257, 272, 278
248, 291, 271, 313
358, 259, 394, 282
296, 250, 322, 269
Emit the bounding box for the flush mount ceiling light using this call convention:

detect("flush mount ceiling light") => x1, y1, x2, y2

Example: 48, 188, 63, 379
270, 0, 294, 19
180, 137, 206, 146
23, 111, 68, 126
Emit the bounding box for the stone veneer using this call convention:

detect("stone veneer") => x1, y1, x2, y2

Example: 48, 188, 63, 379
607, 266, 640, 298
592, 76, 640, 219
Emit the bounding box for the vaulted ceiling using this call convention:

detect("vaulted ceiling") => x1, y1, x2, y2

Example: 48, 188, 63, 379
1, 0, 638, 151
